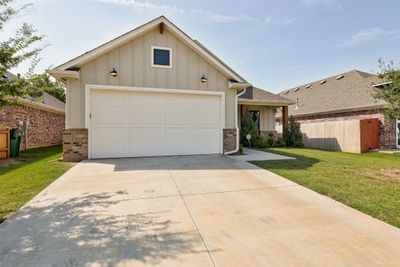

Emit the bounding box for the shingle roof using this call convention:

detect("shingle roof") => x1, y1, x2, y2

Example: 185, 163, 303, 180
277, 70, 387, 116
239, 86, 294, 105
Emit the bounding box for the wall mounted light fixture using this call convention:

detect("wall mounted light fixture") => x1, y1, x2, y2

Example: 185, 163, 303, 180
201, 74, 207, 83
109, 68, 118, 77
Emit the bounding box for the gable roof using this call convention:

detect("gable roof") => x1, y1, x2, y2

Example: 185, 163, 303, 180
277, 70, 387, 116
239, 86, 295, 106
51, 16, 246, 83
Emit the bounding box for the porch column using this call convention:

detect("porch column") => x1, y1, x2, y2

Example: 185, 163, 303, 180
282, 106, 288, 137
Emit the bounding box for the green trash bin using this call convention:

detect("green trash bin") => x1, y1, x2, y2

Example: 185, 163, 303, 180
10, 128, 21, 157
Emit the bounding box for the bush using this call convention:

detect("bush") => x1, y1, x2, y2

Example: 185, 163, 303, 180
267, 138, 274, 147
284, 116, 304, 147
240, 110, 259, 147
274, 137, 286, 147
254, 136, 270, 148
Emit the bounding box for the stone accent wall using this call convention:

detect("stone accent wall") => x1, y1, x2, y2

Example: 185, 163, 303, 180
380, 119, 397, 150
291, 108, 397, 150
223, 128, 237, 153
260, 130, 278, 138
63, 129, 88, 162
0, 104, 64, 150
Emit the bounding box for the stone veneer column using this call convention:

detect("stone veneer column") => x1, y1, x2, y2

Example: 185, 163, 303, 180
380, 119, 397, 150
223, 129, 237, 153
63, 129, 88, 162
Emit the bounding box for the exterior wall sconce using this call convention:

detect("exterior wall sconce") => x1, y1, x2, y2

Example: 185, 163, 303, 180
109, 68, 118, 77
201, 74, 208, 83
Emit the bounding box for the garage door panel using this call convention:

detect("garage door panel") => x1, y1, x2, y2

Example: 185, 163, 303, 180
165, 108, 194, 125
194, 109, 220, 127
194, 128, 220, 140
195, 139, 220, 154
90, 89, 222, 158
92, 90, 129, 106
91, 127, 129, 141
130, 107, 164, 125
92, 107, 127, 125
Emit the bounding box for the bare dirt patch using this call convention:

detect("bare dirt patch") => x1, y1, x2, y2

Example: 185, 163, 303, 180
0, 158, 21, 167
365, 169, 400, 182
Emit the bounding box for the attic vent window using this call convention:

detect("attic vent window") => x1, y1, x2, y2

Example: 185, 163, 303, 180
151, 46, 172, 68
305, 84, 312, 89
320, 80, 327, 85
336, 75, 344, 80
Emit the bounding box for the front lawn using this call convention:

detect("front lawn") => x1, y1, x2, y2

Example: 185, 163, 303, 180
252, 148, 400, 228
0, 146, 73, 223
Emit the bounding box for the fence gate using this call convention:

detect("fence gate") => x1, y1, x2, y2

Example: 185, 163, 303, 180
360, 118, 380, 153
0, 129, 10, 160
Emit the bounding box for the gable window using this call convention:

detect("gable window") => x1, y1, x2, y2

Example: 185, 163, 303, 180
151, 46, 172, 68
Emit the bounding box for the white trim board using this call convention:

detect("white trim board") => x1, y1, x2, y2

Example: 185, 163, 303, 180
85, 84, 225, 159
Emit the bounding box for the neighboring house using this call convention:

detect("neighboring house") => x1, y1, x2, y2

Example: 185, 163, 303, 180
0, 72, 65, 150
49, 16, 292, 161
276, 70, 399, 152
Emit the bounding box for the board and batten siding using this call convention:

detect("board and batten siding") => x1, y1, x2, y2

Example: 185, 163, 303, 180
66, 27, 235, 129
241, 105, 276, 131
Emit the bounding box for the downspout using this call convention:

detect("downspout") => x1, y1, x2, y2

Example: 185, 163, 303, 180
225, 87, 248, 155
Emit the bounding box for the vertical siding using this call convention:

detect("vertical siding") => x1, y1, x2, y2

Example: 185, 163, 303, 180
69, 27, 235, 128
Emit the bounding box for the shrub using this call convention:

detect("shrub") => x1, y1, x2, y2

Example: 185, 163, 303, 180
274, 137, 286, 147
240, 110, 259, 147
254, 136, 270, 148
284, 116, 304, 147
267, 138, 274, 147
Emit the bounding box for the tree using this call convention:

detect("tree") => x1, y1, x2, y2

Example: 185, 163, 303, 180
240, 110, 259, 146
374, 59, 400, 119
285, 116, 304, 147
0, 0, 43, 105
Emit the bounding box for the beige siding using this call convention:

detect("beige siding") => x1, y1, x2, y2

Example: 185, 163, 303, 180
67, 27, 234, 129
243, 105, 276, 131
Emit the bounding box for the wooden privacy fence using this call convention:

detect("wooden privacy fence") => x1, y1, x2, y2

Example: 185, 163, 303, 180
300, 118, 380, 153
0, 129, 10, 160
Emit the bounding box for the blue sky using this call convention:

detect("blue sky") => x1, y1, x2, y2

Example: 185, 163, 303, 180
3, 0, 400, 92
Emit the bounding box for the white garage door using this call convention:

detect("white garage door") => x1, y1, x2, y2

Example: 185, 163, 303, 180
89, 88, 223, 159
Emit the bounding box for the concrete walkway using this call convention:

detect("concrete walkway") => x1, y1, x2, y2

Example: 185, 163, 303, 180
229, 148, 295, 162
1, 155, 400, 266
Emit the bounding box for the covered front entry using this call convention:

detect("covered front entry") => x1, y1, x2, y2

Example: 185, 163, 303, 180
88, 86, 224, 159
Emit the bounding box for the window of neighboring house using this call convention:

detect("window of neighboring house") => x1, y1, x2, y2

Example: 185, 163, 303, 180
152, 46, 172, 68
249, 110, 261, 134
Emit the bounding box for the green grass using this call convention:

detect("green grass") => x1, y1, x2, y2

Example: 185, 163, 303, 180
252, 148, 400, 228
0, 146, 73, 223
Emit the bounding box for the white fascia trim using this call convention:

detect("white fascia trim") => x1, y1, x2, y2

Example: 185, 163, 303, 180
225, 88, 247, 155
151, 46, 173, 68
47, 70, 80, 81
238, 99, 296, 106
373, 81, 392, 87
228, 81, 252, 90
85, 84, 225, 159
52, 17, 245, 83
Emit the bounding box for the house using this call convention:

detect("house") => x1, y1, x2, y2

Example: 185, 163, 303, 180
0, 72, 65, 150
276, 70, 399, 152
49, 16, 292, 161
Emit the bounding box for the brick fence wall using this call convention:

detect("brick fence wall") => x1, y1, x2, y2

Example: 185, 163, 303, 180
291, 109, 397, 150
0, 104, 64, 150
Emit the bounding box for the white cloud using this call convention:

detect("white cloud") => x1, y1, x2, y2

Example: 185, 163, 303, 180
191, 9, 255, 23
301, 0, 342, 9
264, 16, 272, 24
337, 27, 400, 47
282, 18, 298, 25
98, 0, 184, 15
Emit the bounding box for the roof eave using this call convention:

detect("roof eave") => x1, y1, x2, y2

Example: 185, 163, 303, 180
238, 99, 295, 106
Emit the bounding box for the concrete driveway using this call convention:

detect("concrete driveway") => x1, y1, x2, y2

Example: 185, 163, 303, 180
1, 155, 400, 267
